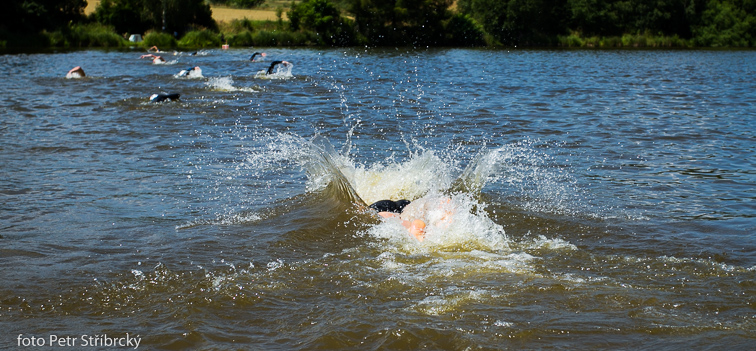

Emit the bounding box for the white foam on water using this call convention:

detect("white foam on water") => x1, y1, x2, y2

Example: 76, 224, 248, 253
65, 72, 84, 79
348, 151, 455, 205
254, 63, 295, 79
364, 193, 509, 250
206, 76, 258, 92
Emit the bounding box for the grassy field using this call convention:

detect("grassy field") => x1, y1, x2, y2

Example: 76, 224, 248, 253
212, 6, 287, 22
84, 0, 286, 22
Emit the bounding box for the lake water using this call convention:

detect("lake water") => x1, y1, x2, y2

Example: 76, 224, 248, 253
1, 47, 754, 350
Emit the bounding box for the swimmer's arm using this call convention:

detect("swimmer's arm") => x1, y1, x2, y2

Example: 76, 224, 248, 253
403, 219, 426, 242
376, 212, 425, 242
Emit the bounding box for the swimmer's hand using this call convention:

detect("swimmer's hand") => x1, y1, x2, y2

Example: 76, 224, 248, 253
376, 212, 425, 242
404, 219, 426, 242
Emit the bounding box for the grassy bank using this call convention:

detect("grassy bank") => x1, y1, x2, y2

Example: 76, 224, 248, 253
6, 24, 722, 50
558, 32, 694, 48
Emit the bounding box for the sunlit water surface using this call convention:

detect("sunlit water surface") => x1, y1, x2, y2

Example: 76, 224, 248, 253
1, 47, 755, 349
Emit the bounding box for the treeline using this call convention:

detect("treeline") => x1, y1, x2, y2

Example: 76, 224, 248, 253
459, 0, 756, 47
1, 0, 217, 48
2, 0, 754, 49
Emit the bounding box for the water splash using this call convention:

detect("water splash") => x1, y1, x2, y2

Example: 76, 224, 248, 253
364, 193, 509, 251
254, 63, 295, 79
174, 67, 204, 79
182, 131, 586, 251
205, 76, 258, 92
453, 139, 587, 217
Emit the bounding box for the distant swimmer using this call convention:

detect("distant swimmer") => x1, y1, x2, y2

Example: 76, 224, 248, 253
177, 66, 202, 77
250, 52, 267, 61
267, 60, 290, 75
66, 66, 85, 79
140, 54, 166, 64
150, 93, 180, 103
148, 46, 161, 53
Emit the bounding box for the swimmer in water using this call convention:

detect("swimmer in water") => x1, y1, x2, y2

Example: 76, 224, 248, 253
140, 54, 166, 64
267, 60, 290, 75
150, 93, 180, 103
148, 46, 160, 52
369, 196, 455, 242
177, 66, 201, 77
66, 66, 85, 78
369, 199, 425, 241
250, 52, 267, 62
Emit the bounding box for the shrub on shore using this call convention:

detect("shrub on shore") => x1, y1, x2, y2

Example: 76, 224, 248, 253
221, 19, 318, 46
48, 23, 127, 48
558, 31, 693, 48
142, 32, 177, 48
178, 29, 222, 48
0, 30, 50, 48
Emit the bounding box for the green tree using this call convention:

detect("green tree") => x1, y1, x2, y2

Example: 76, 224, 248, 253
692, 0, 756, 46
347, 0, 396, 45
631, 0, 692, 36
163, 0, 217, 33
567, 0, 623, 36
94, 0, 216, 36
444, 13, 485, 46
94, 0, 151, 34
290, 0, 354, 45
2, 0, 87, 34
459, 0, 567, 45
348, 0, 454, 46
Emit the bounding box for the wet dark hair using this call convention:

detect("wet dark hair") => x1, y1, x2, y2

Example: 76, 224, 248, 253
369, 199, 411, 213
150, 93, 180, 102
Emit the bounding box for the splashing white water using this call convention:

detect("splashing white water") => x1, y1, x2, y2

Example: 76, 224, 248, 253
254, 63, 295, 79
174, 67, 204, 79
183, 132, 588, 254
365, 193, 509, 250
206, 76, 258, 92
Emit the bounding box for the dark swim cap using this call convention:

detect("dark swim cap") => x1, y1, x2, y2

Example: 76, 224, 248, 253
369, 199, 411, 213
150, 93, 181, 102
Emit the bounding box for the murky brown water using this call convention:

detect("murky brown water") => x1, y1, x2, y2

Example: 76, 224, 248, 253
1, 48, 754, 350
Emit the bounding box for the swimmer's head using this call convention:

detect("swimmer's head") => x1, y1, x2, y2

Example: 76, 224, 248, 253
396, 199, 411, 210
150, 93, 180, 103
369, 199, 411, 213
